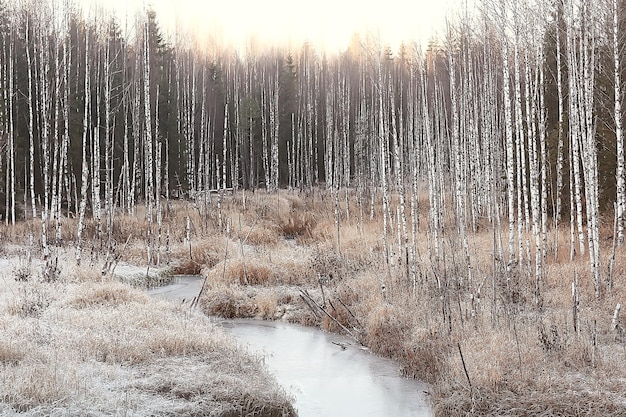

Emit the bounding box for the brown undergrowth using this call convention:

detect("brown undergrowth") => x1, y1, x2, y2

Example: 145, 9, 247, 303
187, 189, 626, 416
3, 189, 626, 416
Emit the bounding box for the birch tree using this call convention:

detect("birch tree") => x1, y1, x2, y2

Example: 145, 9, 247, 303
614, 0, 625, 245
143, 11, 155, 263
3, 18, 15, 225
498, 0, 518, 269
25, 15, 36, 219
76, 24, 91, 266
554, 0, 566, 258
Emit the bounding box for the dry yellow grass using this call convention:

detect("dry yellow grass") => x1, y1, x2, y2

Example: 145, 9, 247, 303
4, 188, 626, 416
67, 281, 149, 308
226, 261, 274, 285
200, 285, 257, 318
239, 222, 281, 246
310, 219, 334, 243
255, 292, 278, 319
227, 190, 626, 415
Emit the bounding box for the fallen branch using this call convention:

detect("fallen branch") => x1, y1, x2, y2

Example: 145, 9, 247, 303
299, 289, 362, 345
332, 341, 350, 350
190, 277, 207, 310
299, 293, 322, 319
335, 296, 364, 332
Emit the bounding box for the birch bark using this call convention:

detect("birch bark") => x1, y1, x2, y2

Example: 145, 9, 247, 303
76, 28, 91, 265
614, 0, 625, 245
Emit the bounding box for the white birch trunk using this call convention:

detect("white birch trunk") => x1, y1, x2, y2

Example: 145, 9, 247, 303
25, 18, 36, 219
378, 52, 391, 293
6, 30, 15, 225
155, 83, 162, 266
614, 0, 625, 245
392, 73, 409, 282
38, 24, 50, 261
92, 56, 101, 246
500, 1, 517, 269
51, 32, 61, 231
555, 6, 565, 257
538, 40, 548, 299
270, 66, 279, 192
57, 34, 70, 241
223, 103, 229, 190
143, 15, 154, 263
76, 29, 91, 266
513, 31, 527, 265
261, 71, 270, 191
566, 4, 586, 257
580, 5, 600, 297
104, 32, 113, 248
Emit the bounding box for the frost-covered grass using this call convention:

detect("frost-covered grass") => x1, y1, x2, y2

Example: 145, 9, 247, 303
0, 255, 295, 416
3, 189, 626, 416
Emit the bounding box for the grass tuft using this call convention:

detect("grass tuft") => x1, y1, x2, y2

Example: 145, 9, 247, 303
280, 212, 316, 239
0, 342, 24, 365
200, 286, 257, 319
255, 292, 278, 319
6, 284, 51, 318
173, 258, 203, 275
67, 282, 149, 308
364, 304, 410, 358
240, 223, 280, 246
227, 261, 274, 286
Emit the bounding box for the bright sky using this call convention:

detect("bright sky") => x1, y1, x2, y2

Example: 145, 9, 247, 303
81, 0, 458, 53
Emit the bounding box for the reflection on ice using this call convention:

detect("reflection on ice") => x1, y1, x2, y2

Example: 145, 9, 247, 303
222, 319, 432, 417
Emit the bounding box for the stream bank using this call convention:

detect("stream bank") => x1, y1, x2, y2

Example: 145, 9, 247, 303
151, 275, 432, 416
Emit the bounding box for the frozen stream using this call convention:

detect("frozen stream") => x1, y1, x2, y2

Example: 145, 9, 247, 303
146, 274, 205, 302
149, 276, 432, 417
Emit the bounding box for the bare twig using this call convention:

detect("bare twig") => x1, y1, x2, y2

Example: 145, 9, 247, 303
299, 289, 362, 345
299, 293, 322, 319
221, 219, 231, 282
318, 273, 326, 308
103, 234, 132, 279
572, 270, 580, 337
513, 321, 523, 377
192, 220, 231, 310
608, 202, 618, 292
335, 296, 364, 331
238, 214, 249, 285
241, 214, 260, 246
332, 341, 350, 350
458, 342, 472, 390
592, 320, 598, 368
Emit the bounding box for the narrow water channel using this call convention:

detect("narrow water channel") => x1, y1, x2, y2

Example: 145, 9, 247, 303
149, 276, 432, 417
147, 274, 205, 301
223, 319, 431, 417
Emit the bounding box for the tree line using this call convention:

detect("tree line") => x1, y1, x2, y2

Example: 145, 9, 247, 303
0, 0, 624, 297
